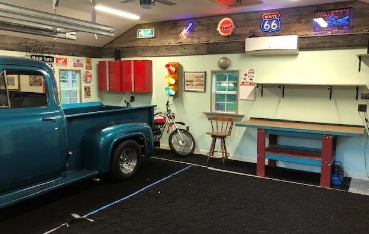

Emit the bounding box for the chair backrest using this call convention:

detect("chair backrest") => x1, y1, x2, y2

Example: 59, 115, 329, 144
208, 116, 234, 136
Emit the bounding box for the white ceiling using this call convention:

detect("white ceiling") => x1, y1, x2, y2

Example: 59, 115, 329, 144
0, 0, 352, 47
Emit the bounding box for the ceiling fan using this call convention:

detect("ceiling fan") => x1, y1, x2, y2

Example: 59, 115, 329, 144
120, 0, 177, 9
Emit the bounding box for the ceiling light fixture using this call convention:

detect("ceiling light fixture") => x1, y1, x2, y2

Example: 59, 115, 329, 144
95, 5, 140, 20
0, 2, 115, 37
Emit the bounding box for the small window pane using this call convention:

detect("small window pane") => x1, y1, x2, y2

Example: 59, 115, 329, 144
69, 98, 78, 104
215, 82, 227, 92
215, 102, 226, 112
226, 94, 237, 102
215, 94, 226, 102
215, 73, 227, 82
226, 103, 237, 112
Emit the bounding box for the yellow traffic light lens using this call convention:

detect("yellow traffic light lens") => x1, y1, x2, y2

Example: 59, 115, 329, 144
165, 75, 176, 85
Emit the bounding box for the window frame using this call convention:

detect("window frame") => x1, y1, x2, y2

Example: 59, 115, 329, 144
59, 69, 82, 104
210, 70, 239, 114
0, 69, 49, 109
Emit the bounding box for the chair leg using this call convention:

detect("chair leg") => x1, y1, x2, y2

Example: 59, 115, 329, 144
223, 138, 229, 161
207, 137, 216, 165
221, 137, 226, 166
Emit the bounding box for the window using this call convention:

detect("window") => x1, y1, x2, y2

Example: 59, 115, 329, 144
211, 71, 239, 113
60, 70, 81, 104
0, 70, 47, 109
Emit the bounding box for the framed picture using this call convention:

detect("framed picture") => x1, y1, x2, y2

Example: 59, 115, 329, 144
84, 86, 91, 99
1, 75, 20, 90
184, 71, 206, 92
29, 75, 43, 87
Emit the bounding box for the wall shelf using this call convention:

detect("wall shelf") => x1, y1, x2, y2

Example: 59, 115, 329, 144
255, 83, 365, 100
357, 54, 369, 72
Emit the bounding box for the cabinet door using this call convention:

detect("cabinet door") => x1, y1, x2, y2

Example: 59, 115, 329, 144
98, 61, 108, 91
133, 60, 153, 93
108, 61, 122, 92
122, 60, 133, 92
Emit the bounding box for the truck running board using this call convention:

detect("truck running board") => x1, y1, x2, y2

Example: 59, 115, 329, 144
0, 170, 99, 209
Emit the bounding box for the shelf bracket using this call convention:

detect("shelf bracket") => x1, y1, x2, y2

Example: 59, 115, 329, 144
356, 86, 359, 100
279, 85, 285, 98
257, 84, 264, 97
328, 86, 332, 100
359, 55, 362, 72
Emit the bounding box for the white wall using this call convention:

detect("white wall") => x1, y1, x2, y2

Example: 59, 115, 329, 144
100, 49, 369, 180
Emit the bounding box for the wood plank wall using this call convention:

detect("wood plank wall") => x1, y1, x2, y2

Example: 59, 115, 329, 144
0, 34, 101, 58
102, 1, 369, 58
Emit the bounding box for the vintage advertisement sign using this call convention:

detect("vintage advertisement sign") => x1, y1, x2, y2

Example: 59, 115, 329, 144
55, 57, 68, 67
85, 58, 92, 70
217, 18, 236, 37
184, 72, 206, 92
313, 8, 353, 33
73, 58, 84, 68
261, 12, 281, 33
83, 71, 92, 84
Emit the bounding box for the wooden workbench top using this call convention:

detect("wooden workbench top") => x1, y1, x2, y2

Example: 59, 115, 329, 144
236, 118, 365, 136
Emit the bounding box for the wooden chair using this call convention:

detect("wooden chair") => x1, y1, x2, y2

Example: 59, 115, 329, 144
206, 116, 234, 165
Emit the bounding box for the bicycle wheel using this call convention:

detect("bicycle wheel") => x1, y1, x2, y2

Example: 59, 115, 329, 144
169, 129, 195, 157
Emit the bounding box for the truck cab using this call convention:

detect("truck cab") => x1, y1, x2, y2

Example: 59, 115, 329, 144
0, 56, 155, 208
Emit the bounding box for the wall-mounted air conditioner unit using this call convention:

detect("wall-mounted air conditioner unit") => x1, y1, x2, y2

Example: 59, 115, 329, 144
245, 35, 299, 55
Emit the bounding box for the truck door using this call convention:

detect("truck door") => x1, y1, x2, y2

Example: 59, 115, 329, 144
0, 68, 64, 192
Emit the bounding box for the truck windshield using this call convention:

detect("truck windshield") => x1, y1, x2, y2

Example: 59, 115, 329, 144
0, 71, 10, 109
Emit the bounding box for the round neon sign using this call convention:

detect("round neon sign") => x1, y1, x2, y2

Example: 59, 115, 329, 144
217, 18, 236, 36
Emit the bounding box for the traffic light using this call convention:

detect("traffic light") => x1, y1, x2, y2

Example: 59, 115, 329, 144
165, 62, 179, 97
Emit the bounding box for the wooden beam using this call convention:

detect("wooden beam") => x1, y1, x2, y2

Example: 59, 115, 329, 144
0, 34, 101, 58
101, 33, 369, 58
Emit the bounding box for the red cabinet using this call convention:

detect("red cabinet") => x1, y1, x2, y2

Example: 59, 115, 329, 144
122, 60, 133, 92
108, 61, 122, 92
133, 60, 152, 93
99, 60, 152, 93
98, 61, 108, 91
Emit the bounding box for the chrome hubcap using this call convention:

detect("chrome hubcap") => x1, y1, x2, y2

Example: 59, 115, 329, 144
119, 148, 138, 174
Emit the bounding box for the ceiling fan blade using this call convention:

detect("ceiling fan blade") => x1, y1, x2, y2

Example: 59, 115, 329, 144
156, 0, 176, 6
120, 0, 136, 3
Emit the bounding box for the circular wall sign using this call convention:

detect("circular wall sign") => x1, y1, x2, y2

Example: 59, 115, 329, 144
83, 71, 92, 84
217, 18, 236, 37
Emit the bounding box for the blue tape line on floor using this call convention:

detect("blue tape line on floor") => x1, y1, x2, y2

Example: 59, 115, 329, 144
85, 165, 192, 217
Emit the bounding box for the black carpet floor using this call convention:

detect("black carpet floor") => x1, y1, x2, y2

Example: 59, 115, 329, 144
0, 150, 363, 234
53, 166, 369, 234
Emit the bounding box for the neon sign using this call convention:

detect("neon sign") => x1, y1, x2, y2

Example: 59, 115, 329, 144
313, 8, 353, 33
217, 18, 236, 37
180, 22, 193, 39
260, 12, 281, 33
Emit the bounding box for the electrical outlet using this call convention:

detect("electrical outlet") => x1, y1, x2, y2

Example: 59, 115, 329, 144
358, 104, 367, 112
130, 96, 135, 102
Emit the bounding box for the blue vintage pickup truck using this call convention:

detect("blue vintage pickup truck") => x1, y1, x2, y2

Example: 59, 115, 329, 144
0, 56, 155, 209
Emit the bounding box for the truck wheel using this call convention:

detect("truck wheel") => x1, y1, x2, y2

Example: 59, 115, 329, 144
110, 140, 142, 181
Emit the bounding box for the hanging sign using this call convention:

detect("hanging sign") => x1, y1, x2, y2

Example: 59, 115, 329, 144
313, 8, 353, 33
137, 28, 155, 38
30, 55, 55, 63
260, 12, 281, 33
55, 57, 68, 66
217, 18, 236, 37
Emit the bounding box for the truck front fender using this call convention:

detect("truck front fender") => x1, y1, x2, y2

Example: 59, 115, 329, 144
81, 122, 154, 173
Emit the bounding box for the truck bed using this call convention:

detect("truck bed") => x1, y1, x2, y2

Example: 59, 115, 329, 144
62, 102, 155, 170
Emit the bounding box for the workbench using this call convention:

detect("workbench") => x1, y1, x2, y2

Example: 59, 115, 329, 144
236, 118, 365, 188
